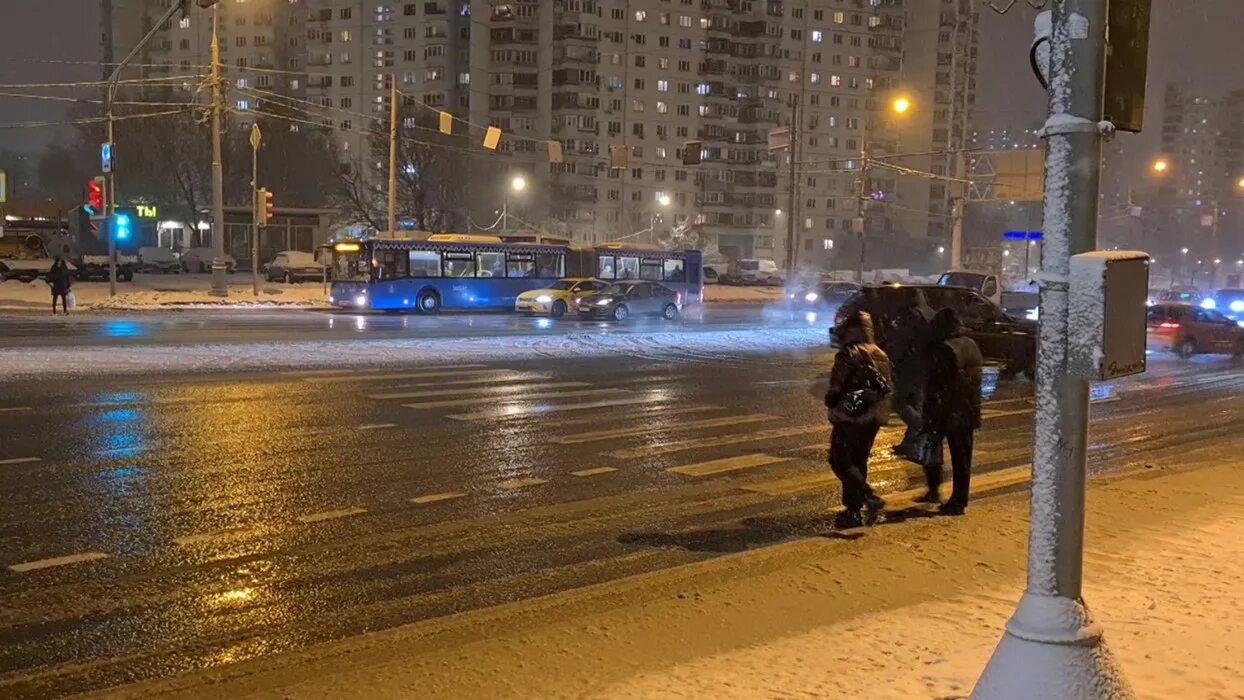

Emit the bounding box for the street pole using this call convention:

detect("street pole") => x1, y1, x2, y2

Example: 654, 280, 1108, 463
949, 150, 966, 270
387, 82, 398, 236
785, 101, 799, 278
973, 2, 1133, 697
107, 100, 117, 298
854, 149, 868, 283
250, 122, 261, 296
208, 6, 228, 298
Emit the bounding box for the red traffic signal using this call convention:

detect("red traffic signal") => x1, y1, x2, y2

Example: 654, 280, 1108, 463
86, 176, 108, 219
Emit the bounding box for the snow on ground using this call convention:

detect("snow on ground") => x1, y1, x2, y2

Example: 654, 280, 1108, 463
110, 453, 1244, 699
702, 285, 787, 303
0, 327, 829, 380
0, 274, 327, 311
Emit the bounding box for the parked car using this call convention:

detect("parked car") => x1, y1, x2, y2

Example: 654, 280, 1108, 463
181, 248, 236, 273
836, 284, 1038, 377
1147, 302, 1244, 358
786, 280, 861, 310
265, 250, 326, 283
734, 258, 784, 286
514, 278, 609, 317
137, 246, 181, 274
576, 281, 681, 321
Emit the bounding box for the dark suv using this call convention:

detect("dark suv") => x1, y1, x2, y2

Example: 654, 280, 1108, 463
836, 284, 1038, 377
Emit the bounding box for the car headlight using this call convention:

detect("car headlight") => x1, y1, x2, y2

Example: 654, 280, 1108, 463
804, 292, 819, 302
1201, 298, 1216, 310
535, 294, 553, 303
1026, 307, 1040, 321
355, 294, 367, 306
329, 296, 335, 304
1231, 300, 1244, 313
596, 298, 611, 306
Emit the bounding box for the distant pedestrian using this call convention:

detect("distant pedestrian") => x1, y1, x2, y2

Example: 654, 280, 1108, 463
920, 308, 984, 515
46, 257, 73, 315
881, 289, 935, 457
824, 310, 893, 528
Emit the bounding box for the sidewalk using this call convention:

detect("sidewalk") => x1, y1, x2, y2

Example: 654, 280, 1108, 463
105, 452, 1244, 700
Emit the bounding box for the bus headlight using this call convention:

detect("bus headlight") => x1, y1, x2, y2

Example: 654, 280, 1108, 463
1231, 300, 1244, 313
355, 294, 367, 306
535, 294, 553, 304
804, 292, 819, 302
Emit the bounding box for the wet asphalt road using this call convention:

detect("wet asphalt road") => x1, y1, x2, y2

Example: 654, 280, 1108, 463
0, 320, 1241, 696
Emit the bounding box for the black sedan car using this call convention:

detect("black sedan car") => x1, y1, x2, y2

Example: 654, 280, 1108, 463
576, 281, 681, 321
787, 280, 862, 310
836, 284, 1038, 378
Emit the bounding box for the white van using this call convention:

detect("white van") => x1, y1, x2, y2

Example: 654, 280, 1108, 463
735, 258, 784, 286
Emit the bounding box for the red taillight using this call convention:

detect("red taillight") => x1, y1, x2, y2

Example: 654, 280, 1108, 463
1157, 322, 1180, 329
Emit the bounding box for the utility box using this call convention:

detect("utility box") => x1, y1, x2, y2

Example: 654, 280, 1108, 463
1069, 251, 1150, 381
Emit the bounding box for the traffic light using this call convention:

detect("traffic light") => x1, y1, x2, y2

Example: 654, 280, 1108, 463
256, 188, 274, 225
110, 209, 134, 242
86, 176, 108, 220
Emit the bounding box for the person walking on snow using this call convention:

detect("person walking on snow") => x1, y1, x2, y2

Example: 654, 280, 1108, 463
46, 257, 73, 315
920, 307, 984, 515
881, 288, 935, 458
824, 310, 893, 528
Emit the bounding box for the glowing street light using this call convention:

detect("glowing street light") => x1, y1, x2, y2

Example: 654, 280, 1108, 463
657, 193, 671, 207
510, 175, 527, 192
892, 96, 911, 114
1152, 158, 1169, 173
1181, 247, 1189, 255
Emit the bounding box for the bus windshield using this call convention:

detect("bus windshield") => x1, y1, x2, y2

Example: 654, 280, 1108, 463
334, 249, 370, 281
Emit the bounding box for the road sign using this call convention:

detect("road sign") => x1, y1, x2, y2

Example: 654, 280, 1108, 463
249, 123, 262, 150
101, 142, 113, 173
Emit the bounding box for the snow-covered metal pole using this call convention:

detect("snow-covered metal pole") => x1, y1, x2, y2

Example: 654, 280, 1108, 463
973, 1, 1134, 698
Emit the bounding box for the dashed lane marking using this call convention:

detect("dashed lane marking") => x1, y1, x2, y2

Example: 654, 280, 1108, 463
549, 413, 780, 445
0, 457, 41, 466
370, 381, 591, 401
667, 453, 791, 477
571, 467, 619, 477
0, 407, 32, 413
408, 388, 630, 411
296, 507, 368, 524
409, 492, 466, 505
608, 424, 827, 460
8, 552, 109, 573
357, 423, 398, 431
172, 526, 257, 546
447, 395, 655, 421
498, 477, 549, 490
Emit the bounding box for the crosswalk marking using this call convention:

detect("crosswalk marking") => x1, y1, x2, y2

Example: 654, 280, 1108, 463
172, 526, 256, 546
404, 388, 629, 411
311, 367, 501, 384
290, 364, 487, 380
0, 407, 32, 413
410, 492, 466, 505
296, 507, 368, 524
390, 372, 545, 389
571, 467, 619, 477
667, 453, 791, 477
741, 461, 912, 497
8, 552, 108, 573
370, 381, 590, 401
608, 424, 827, 460
446, 395, 657, 421
498, 477, 548, 490
553, 404, 723, 427
0, 457, 41, 466
357, 423, 397, 431
549, 414, 779, 445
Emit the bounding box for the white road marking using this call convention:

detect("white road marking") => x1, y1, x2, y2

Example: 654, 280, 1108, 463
9, 552, 109, 573
288, 364, 487, 379
498, 477, 549, 490
409, 492, 466, 505
296, 507, 368, 524
391, 372, 544, 388
172, 526, 256, 546
370, 381, 591, 401
405, 388, 629, 411
447, 395, 655, 421
552, 405, 723, 427
608, 424, 827, 460
357, 423, 398, 431
0, 457, 41, 466
549, 414, 779, 445
571, 467, 619, 477
667, 453, 791, 477
0, 407, 32, 413
305, 367, 496, 383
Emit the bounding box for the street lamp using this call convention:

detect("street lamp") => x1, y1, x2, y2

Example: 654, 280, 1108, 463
657, 194, 671, 207
501, 174, 527, 233
511, 175, 527, 192
1152, 158, 1169, 173
650, 193, 672, 244
891, 96, 911, 114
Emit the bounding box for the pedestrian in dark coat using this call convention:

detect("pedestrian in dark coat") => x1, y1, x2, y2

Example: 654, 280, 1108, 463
881, 288, 935, 456
46, 257, 73, 315
921, 307, 984, 515
824, 310, 893, 528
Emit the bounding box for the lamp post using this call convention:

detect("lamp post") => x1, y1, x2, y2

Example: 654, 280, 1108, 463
651, 193, 671, 245
501, 175, 526, 234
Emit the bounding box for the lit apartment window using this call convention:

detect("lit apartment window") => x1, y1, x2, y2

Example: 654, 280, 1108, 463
833, 12, 845, 24
811, 30, 823, 43
635, 10, 646, 21
179, 17, 190, 29
657, 79, 669, 92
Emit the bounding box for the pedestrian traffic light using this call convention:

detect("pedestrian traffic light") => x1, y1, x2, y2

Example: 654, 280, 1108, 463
110, 210, 133, 242
86, 176, 108, 220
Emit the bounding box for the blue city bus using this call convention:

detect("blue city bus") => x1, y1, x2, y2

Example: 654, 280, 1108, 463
330, 234, 703, 313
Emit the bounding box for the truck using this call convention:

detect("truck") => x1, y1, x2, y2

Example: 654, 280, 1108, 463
66, 210, 138, 281
938, 246, 1041, 319
0, 234, 60, 283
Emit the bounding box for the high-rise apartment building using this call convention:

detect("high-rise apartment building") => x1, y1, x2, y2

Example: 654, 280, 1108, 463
106, 0, 977, 269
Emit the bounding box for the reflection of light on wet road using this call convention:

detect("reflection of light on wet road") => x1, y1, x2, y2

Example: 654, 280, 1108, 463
355, 316, 367, 331
101, 320, 145, 338
1090, 383, 1116, 402
536, 318, 552, 330
208, 587, 256, 607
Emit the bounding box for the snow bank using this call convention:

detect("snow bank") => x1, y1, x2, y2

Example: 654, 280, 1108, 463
0, 274, 327, 311
702, 285, 787, 304
0, 327, 828, 380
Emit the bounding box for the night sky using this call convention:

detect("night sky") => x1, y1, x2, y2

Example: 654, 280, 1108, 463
3, 0, 1244, 178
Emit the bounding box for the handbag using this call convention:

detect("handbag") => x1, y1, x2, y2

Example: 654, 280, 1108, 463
908, 430, 943, 467
830, 348, 891, 423
65, 290, 77, 311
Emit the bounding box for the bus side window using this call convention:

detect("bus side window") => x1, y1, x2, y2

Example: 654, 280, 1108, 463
598, 255, 616, 279
409, 250, 441, 277
663, 259, 686, 282
506, 255, 535, 278
476, 251, 505, 278
443, 252, 475, 277
536, 252, 564, 278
